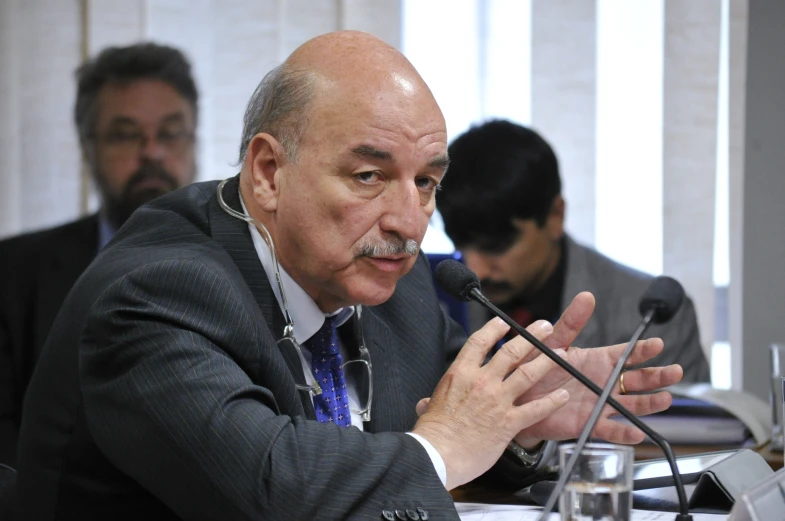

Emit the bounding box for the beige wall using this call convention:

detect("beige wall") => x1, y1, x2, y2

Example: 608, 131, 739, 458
530, 0, 597, 247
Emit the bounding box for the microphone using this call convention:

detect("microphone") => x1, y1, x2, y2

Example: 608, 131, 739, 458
434, 260, 693, 521
536, 276, 686, 520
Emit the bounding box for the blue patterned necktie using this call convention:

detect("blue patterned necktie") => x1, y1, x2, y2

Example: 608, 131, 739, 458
307, 316, 351, 427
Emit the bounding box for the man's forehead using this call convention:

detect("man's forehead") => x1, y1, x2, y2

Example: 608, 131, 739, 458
95, 80, 193, 124
348, 143, 449, 168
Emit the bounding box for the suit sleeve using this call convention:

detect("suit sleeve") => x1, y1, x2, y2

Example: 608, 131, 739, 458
79, 258, 458, 521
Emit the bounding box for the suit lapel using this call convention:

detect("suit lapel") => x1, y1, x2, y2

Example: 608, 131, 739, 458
207, 175, 315, 419
35, 216, 99, 356
361, 306, 407, 433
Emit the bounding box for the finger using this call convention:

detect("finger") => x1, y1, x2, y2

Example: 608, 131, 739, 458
616, 365, 683, 394
612, 390, 673, 417
513, 389, 570, 429
591, 417, 646, 444
545, 292, 595, 350
486, 320, 553, 377
415, 398, 430, 417
453, 317, 510, 367
625, 337, 665, 366
580, 337, 665, 370
504, 348, 567, 396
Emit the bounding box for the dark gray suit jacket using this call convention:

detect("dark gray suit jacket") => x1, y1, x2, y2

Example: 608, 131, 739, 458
0, 215, 99, 468
17, 177, 492, 520
469, 235, 710, 382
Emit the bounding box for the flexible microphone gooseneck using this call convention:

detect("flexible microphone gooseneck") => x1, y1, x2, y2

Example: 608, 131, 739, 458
433, 260, 692, 521
536, 276, 687, 521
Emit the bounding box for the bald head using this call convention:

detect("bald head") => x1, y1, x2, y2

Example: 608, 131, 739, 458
238, 31, 442, 164
288, 30, 420, 84
237, 31, 448, 311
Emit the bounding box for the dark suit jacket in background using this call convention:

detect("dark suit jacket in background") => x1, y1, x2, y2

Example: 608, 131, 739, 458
469, 234, 711, 383
0, 215, 98, 467
17, 177, 532, 520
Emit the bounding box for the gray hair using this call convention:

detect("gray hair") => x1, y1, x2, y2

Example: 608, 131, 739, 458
238, 64, 316, 164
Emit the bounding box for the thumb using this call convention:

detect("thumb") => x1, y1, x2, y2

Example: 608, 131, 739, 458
415, 397, 430, 417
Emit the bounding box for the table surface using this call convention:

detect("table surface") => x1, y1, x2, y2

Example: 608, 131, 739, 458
451, 440, 782, 505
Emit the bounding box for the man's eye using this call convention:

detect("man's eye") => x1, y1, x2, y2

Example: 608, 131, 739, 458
355, 171, 380, 183
415, 176, 439, 191
105, 132, 139, 144
157, 130, 181, 144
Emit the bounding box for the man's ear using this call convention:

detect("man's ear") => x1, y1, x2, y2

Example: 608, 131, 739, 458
546, 195, 566, 241
246, 133, 285, 212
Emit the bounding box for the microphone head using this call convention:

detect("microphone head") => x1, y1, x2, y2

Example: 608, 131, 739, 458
638, 276, 685, 324
434, 259, 480, 302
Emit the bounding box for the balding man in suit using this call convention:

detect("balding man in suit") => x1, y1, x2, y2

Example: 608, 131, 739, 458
17, 32, 682, 520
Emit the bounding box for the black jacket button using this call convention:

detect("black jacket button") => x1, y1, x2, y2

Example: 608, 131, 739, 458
417, 507, 429, 520
395, 509, 407, 520
406, 508, 419, 520
382, 510, 395, 520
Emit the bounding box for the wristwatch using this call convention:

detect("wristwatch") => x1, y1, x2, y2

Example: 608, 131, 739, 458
506, 440, 546, 467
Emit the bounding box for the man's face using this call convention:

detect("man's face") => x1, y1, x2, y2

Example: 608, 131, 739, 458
86, 79, 196, 228
459, 209, 563, 305
257, 78, 448, 312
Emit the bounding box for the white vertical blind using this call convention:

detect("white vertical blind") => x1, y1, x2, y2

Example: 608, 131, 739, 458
402, 0, 482, 142
481, 0, 532, 126
595, 0, 664, 276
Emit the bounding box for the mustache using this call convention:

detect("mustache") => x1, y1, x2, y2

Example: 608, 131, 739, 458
356, 235, 420, 258
479, 279, 513, 293
122, 162, 179, 197
104, 161, 181, 229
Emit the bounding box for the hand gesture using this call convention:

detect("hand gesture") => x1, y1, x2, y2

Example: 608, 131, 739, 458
411, 317, 569, 490
512, 292, 683, 447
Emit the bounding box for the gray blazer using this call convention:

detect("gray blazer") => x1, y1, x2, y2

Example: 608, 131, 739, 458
17, 177, 474, 520
470, 235, 710, 383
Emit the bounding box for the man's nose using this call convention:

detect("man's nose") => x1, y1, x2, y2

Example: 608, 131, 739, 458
139, 134, 167, 161
378, 180, 422, 238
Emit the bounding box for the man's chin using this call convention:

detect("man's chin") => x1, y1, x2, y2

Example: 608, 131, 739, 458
352, 284, 398, 307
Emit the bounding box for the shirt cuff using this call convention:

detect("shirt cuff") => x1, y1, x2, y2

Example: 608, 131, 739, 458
406, 432, 447, 486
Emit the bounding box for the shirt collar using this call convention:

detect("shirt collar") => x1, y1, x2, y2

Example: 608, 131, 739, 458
238, 192, 354, 344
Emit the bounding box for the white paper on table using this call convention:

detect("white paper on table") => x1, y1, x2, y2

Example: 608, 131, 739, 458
455, 502, 729, 521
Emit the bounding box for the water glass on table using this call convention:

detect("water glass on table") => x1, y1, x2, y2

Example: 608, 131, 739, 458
558, 442, 633, 521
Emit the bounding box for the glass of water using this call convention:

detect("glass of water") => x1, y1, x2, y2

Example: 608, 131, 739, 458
770, 344, 785, 451
558, 442, 634, 521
